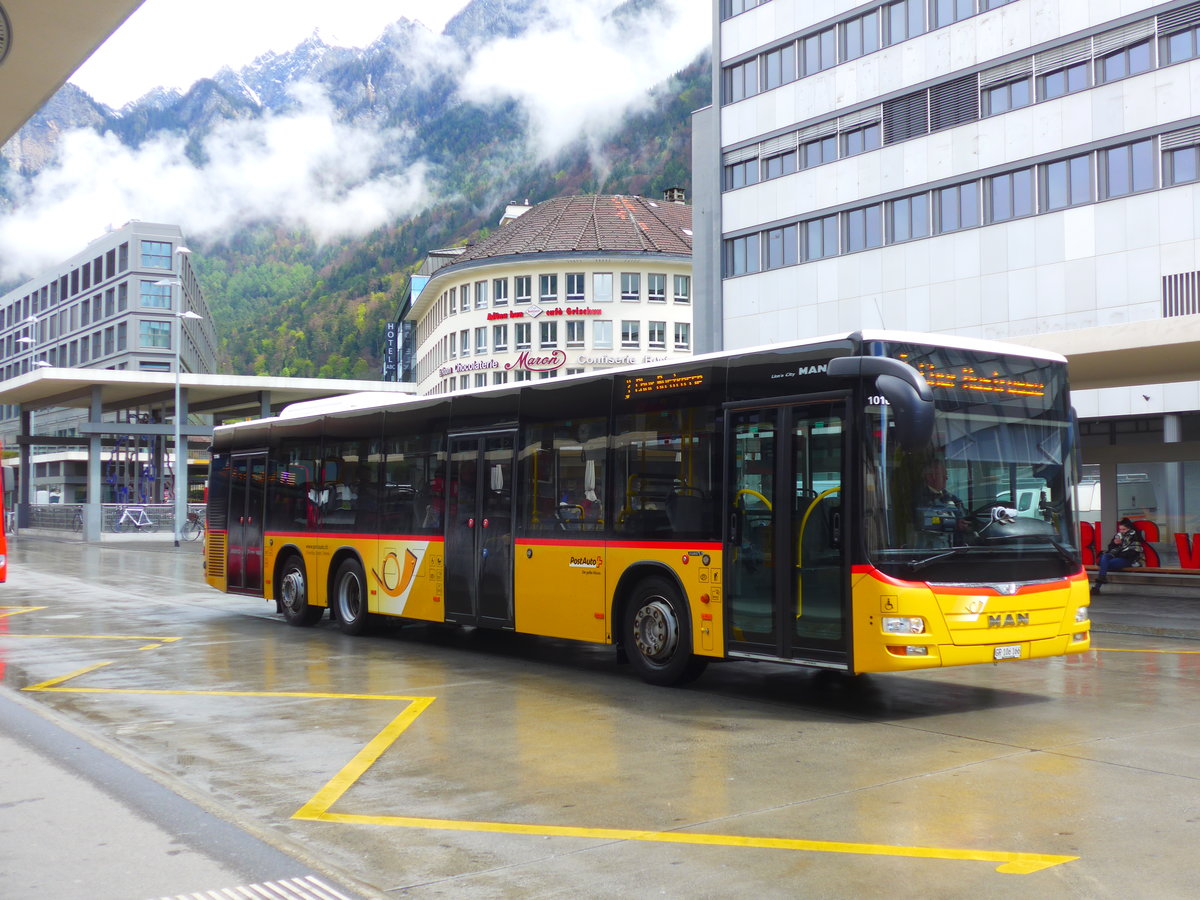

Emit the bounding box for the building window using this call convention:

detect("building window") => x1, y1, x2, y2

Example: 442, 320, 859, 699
843, 205, 883, 252
493, 371, 508, 385
566, 320, 586, 347
493, 323, 509, 351
1165, 145, 1200, 186
763, 42, 797, 90
888, 193, 930, 242
935, 182, 980, 232
515, 322, 532, 350
724, 58, 758, 103
674, 322, 691, 350
1097, 40, 1152, 84
514, 370, 532, 383
1162, 24, 1200, 65
138, 321, 169, 349
493, 278, 508, 306
841, 10, 879, 62
117, 322, 127, 351
140, 280, 172, 308
802, 135, 837, 168
1040, 154, 1093, 211
841, 123, 881, 158
621, 320, 640, 348
1037, 62, 1088, 100
726, 234, 761, 275
539, 321, 558, 348
593, 320, 613, 349
620, 273, 640, 301
449, 333, 457, 358
594, 273, 613, 302
460, 330, 470, 357
460, 375, 468, 390
141, 241, 173, 268
647, 321, 666, 349
104, 290, 115, 317
804, 215, 838, 260
673, 275, 691, 303
884, 0, 926, 45
765, 224, 799, 268
725, 159, 760, 190
566, 273, 585, 301
988, 168, 1034, 222
539, 274, 558, 303
475, 373, 487, 387
802, 27, 836, 76
475, 326, 487, 354
932, 0, 974, 28
1101, 139, 1155, 198
647, 274, 666, 302
515, 276, 532, 304
983, 78, 1031, 116
475, 281, 488, 309
763, 150, 797, 179
448, 287, 457, 314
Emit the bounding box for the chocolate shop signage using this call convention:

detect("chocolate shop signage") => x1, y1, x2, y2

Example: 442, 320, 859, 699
439, 350, 668, 378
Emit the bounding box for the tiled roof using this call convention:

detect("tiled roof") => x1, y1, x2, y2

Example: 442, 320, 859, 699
448, 195, 692, 267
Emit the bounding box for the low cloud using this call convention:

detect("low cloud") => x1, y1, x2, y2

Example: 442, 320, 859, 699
0, 84, 430, 281
458, 0, 707, 162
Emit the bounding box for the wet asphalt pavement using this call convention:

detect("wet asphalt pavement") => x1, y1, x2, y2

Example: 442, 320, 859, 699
2, 534, 1200, 899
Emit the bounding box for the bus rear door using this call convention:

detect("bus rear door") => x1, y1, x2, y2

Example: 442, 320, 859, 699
726, 401, 848, 668
444, 431, 516, 628
227, 452, 267, 594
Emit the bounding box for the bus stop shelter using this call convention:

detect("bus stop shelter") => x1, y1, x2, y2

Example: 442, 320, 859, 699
0, 368, 414, 541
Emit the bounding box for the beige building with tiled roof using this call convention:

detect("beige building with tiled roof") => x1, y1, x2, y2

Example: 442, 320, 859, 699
402, 194, 695, 395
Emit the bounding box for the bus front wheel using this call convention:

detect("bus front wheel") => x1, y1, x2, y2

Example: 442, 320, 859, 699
623, 576, 707, 686
334, 558, 371, 636
279, 555, 322, 627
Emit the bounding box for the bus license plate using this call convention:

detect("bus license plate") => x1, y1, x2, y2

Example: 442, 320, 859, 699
994, 644, 1022, 661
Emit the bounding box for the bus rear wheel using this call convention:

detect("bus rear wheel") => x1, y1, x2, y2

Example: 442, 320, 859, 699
623, 576, 707, 686
279, 555, 322, 627
334, 558, 371, 635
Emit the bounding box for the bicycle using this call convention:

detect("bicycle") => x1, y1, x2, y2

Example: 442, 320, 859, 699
183, 510, 205, 542
112, 506, 156, 533
72, 508, 83, 533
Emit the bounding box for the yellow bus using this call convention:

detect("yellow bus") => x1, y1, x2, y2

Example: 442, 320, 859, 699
204, 331, 1090, 685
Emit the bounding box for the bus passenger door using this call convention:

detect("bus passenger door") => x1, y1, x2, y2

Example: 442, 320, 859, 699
227, 452, 267, 594
444, 432, 516, 628
726, 403, 847, 666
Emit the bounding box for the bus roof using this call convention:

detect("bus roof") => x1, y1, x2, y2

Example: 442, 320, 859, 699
216, 330, 1067, 438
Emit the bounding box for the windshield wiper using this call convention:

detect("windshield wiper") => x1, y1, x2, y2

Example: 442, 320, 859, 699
907, 546, 975, 571
996, 532, 1076, 564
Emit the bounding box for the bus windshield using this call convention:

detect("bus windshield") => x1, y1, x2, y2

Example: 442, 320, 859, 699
863, 341, 1078, 582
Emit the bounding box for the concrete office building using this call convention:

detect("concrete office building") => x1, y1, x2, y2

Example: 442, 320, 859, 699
697, 0, 1200, 566
0, 221, 217, 502
402, 195, 695, 395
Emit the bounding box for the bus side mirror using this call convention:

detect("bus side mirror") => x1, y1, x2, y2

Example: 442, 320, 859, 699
828, 355, 935, 452
875, 373, 935, 450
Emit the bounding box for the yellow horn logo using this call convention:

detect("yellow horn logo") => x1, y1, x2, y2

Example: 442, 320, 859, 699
373, 549, 418, 598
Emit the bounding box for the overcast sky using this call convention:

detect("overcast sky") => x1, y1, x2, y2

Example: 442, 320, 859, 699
71, 0, 472, 107
3, 0, 708, 281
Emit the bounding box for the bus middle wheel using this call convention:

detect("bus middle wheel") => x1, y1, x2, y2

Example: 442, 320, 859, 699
334, 557, 370, 635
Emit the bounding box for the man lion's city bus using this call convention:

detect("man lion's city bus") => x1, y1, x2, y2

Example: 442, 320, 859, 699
204, 331, 1090, 685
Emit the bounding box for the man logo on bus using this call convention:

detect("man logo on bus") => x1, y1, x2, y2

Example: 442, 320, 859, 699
373, 549, 419, 598
987, 612, 1030, 628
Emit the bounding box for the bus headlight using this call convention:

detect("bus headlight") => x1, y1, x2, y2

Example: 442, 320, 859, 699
882, 616, 925, 634
1075, 605, 1089, 623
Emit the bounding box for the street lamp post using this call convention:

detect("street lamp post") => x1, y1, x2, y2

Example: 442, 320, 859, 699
155, 246, 200, 546
16, 317, 51, 523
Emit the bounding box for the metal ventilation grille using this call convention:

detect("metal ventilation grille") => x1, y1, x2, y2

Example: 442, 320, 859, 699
206, 531, 227, 578
883, 91, 929, 144
929, 74, 980, 132
1163, 272, 1200, 318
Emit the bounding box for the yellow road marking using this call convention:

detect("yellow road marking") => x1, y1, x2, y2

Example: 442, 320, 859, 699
0, 606, 47, 618
21, 636, 1078, 874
